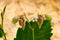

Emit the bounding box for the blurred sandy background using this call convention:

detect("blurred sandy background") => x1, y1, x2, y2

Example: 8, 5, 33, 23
0, 0, 60, 40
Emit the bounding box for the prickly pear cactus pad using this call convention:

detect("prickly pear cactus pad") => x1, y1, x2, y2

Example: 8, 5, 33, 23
12, 14, 53, 40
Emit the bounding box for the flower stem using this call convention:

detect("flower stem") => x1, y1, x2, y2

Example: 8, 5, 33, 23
24, 13, 34, 40
3, 32, 7, 40
32, 29, 34, 40
24, 13, 29, 22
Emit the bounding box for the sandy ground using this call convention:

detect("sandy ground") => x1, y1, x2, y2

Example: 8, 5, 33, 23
0, 0, 60, 40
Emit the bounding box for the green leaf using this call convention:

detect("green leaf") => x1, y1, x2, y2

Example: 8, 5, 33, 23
0, 24, 4, 37
0, 29, 3, 37
0, 28, 4, 37
1, 5, 7, 29
14, 17, 52, 40
1, 5, 6, 19
12, 16, 20, 24
0, 5, 7, 40
34, 20, 52, 40
30, 21, 38, 29
14, 22, 33, 40
45, 14, 52, 21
